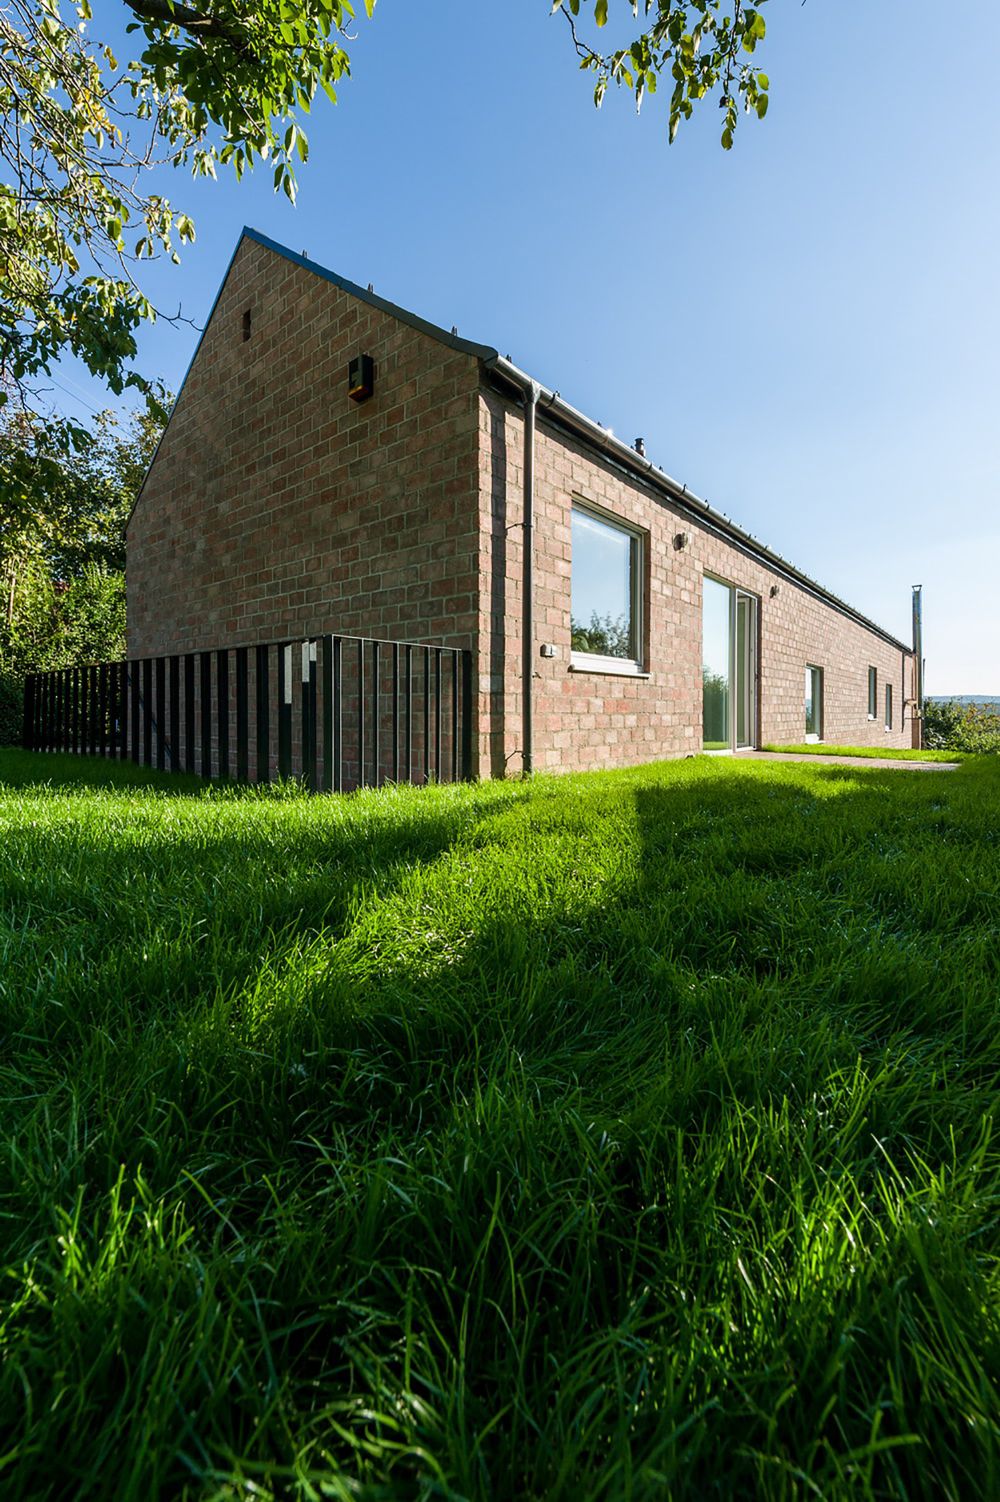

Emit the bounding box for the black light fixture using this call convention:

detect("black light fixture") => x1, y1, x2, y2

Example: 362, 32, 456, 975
348, 353, 374, 402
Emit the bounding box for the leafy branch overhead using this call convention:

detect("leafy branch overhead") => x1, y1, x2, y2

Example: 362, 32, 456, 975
552, 0, 770, 147
0, 0, 372, 448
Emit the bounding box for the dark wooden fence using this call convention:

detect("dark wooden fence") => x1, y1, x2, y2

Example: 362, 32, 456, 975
23, 633, 474, 792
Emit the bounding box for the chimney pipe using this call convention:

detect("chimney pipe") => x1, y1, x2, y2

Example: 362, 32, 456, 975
911, 585, 923, 749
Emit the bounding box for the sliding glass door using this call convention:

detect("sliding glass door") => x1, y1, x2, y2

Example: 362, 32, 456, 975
703, 578, 758, 751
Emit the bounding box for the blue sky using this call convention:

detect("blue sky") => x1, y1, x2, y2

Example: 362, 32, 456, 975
55, 1, 999, 691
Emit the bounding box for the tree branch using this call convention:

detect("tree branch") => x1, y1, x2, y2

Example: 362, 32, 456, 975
121, 0, 249, 47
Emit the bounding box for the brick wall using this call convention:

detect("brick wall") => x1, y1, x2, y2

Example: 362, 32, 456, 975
478, 384, 917, 773
127, 235, 484, 748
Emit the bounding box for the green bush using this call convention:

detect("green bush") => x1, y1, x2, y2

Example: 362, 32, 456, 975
0, 563, 125, 745
924, 698, 1000, 754
0, 673, 23, 746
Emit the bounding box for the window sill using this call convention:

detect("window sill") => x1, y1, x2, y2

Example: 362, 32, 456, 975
569, 653, 649, 679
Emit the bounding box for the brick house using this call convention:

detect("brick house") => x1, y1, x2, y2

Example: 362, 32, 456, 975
127, 228, 920, 779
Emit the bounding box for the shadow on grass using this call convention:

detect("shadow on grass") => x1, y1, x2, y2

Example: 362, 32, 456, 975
1, 752, 998, 1500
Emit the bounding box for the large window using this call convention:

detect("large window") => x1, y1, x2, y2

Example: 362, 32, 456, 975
570, 504, 643, 669
805, 665, 823, 740
868, 666, 878, 718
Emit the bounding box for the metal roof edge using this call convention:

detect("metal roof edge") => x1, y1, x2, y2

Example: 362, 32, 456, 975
482, 355, 913, 657
242, 228, 499, 364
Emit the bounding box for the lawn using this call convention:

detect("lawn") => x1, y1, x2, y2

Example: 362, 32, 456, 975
1, 747, 998, 1500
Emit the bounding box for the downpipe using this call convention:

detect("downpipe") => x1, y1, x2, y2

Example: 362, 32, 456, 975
521, 382, 539, 777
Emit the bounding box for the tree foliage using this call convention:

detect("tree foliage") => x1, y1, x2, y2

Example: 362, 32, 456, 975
0, 0, 372, 449
0, 398, 165, 741
553, 0, 770, 148
923, 699, 1000, 756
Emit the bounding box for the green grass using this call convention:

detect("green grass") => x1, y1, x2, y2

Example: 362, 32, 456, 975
1, 746, 999, 1500
762, 742, 965, 763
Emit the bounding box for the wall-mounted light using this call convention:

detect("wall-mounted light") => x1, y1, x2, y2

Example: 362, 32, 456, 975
348, 353, 374, 402
770, 583, 781, 598
674, 531, 690, 551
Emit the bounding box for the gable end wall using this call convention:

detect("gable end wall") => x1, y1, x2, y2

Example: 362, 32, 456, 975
127, 236, 482, 718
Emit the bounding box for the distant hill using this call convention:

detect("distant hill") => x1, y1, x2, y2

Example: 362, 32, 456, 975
927, 695, 1000, 713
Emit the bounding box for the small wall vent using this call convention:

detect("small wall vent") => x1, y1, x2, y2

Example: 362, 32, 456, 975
348, 353, 374, 402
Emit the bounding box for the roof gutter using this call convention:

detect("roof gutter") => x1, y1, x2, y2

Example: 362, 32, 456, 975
484, 354, 912, 657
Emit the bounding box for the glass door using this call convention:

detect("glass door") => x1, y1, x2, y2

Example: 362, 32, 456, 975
702, 579, 758, 751
735, 592, 757, 749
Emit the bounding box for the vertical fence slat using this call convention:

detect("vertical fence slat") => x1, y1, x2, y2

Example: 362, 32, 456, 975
169, 656, 179, 772
371, 640, 380, 788
116, 662, 127, 760
333, 635, 343, 794
405, 645, 413, 784
130, 662, 140, 765
300, 642, 312, 790
155, 657, 166, 770
451, 651, 458, 783
235, 647, 248, 782
200, 652, 212, 780
184, 654, 196, 773
423, 647, 430, 786
98, 663, 108, 759
70, 668, 77, 754
88, 664, 98, 756
462, 650, 473, 781
142, 658, 153, 767
434, 649, 442, 783
309, 642, 318, 790
358, 638, 366, 788
256, 644, 270, 784
321, 636, 333, 794
217, 648, 230, 780
278, 644, 292, 780
392, 643, 400, 783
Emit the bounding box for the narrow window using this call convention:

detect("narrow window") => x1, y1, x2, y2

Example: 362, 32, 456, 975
885, 682, 893, 730
868, 665, 877, 718
242, 307, 252, 342
570, 504, 643, 670
805, 665, 823, 740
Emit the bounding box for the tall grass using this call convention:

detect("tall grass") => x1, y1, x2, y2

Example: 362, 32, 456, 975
1, 747, 998, 1499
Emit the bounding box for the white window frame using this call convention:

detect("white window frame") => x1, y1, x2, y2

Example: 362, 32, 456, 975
885, 681, 893, 731
569, 501, 646, 677
868, 665, 878, 720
